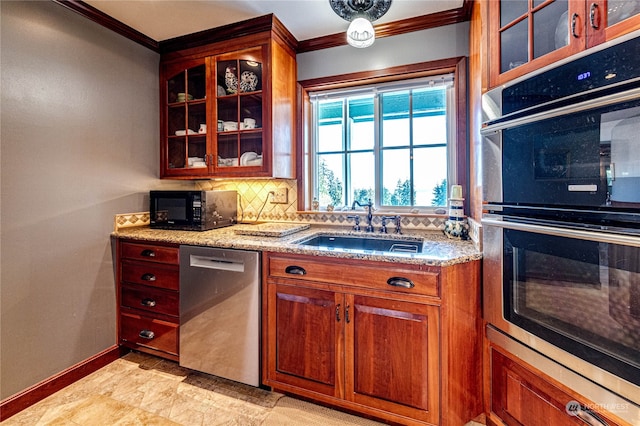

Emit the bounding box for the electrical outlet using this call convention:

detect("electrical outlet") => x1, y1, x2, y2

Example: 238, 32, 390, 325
271, 188, 288, 204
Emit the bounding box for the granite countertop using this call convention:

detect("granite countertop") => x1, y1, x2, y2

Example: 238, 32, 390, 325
112, 223, 482, 267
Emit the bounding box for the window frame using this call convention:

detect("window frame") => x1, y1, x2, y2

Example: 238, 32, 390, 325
297, 56, 468, 213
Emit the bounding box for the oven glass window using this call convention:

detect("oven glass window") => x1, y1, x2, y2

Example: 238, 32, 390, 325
504, 229, 640, 385
502, 101, 640, 207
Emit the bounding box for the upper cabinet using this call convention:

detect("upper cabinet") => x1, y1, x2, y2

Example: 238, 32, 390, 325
489, 0, 640, 87
160, 15, 297, 179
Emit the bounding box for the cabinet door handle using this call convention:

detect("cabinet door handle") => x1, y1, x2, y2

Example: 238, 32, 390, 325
138, 329, 155, 340
345, 305, 351, 323
336, 304, 341, 322
571, 13, 580, 38
140, 249, 156, 257
141, 298, 156, 307
589, 3, 599, 29
141, 273, 156, 282
285, 265, 306, 275
387, 277, 415, 288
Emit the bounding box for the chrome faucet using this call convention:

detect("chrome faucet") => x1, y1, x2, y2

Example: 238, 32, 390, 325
380, 215, 402, 234
346, 215, 361, 231
351, 199, 374, 232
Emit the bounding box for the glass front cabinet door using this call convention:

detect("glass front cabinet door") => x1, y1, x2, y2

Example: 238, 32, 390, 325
162, 60, 209, 178
160, 23, 296, 180
490, 0, 640, 88
211, 48, 265, 175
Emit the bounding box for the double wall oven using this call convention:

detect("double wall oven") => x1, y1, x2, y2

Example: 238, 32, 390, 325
482, 32, 640, 422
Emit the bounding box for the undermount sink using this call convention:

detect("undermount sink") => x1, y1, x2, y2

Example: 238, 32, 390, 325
297, 235, 423, 254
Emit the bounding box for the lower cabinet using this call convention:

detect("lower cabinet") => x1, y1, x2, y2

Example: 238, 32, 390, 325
263, 252, 482, 425
117, 239, 180, 361
488, 346, 625, 426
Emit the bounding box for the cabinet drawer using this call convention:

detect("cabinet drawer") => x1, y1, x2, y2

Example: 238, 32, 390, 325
121, 284, 178, 317
120, 242, 179, 265
119, 312, 178, 355
121, 260, 179, 290
268, 254, 439, 297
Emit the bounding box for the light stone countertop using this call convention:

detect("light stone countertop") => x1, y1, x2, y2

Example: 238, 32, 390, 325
112, 223, 482, 267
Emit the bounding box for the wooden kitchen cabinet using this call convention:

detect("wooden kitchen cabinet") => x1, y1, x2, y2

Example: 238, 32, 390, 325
263, 252, 482, 425
489, 0, 640, 87
159, 15, 296, 179
488, 346, 624, 426
117, 240, 180, 361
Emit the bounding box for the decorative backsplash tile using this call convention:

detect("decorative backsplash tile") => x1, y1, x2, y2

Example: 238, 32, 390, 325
197, 179, 298, 221
114, 212, 150, 231
195, 178, 450, 231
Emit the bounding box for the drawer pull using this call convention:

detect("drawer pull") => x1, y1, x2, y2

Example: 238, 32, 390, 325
345, 304, 351, 323
285, 265, 307, 275
387, 277, 415, 289
141, 298, 156, 307
141, 249, 156, 257
336, 304, 341, 322
141, 273, 156, 282
139, 329, 155, 339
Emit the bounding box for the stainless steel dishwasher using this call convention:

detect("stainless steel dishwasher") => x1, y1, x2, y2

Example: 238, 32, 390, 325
179, 245, 260, 386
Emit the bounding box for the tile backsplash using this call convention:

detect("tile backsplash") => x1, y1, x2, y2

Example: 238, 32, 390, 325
196, 179, 449, 231
197, 179, 297, 222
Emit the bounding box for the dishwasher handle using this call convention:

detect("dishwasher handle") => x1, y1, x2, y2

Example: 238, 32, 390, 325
189, 254, 245, 272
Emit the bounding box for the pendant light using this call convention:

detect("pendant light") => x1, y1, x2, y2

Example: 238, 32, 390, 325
329, 0, 392, 48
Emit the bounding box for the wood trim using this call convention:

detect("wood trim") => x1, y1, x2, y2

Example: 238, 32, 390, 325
297, 0, 473, 53
51, 0, 159, 52
296, 56, 469, 212
159, 14, 298, 55
53, 0, 471, 55
0, 345, 123, 421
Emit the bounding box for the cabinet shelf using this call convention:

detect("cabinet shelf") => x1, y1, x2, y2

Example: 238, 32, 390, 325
160, 21, 296, 179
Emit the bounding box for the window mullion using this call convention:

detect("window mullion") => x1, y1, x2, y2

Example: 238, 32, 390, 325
343, 99, 350, 207
373, 93, 381, 208
409, 90, 415, 206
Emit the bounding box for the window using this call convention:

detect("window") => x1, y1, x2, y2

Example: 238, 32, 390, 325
309, 72, 458, 212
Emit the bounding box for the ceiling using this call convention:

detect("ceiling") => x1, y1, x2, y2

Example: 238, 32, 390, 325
82, 0, 464, 43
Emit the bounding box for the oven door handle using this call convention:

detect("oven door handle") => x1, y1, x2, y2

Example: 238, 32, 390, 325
481, 86, 640, 133
482, 217, 640, 247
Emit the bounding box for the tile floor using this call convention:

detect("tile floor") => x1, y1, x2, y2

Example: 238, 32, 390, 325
2, 351, 484, 425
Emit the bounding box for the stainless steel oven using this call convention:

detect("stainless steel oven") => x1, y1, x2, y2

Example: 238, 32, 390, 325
482, 32, 640, 423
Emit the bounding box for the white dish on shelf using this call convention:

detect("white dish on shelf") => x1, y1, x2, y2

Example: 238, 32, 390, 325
246, 157, 263, 166
175, 129, 196, 136
240, 151, 258, 166
218, 157, 239, 167
554, 11, 568, 49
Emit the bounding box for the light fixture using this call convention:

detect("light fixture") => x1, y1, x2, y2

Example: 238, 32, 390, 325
330, 0, 392, 48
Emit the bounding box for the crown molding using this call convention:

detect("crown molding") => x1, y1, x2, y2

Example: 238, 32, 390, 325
52, 0, 471, 55
51, 0, 159, 52
298, 1, 472, 53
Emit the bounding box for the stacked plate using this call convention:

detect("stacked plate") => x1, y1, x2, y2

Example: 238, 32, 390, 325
176, 92, 194, 102
188, 157, 206, 167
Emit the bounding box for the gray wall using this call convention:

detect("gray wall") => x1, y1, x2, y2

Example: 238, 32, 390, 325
0, 2, 469, 401
0, 1, 183, 399
297, 22, 469, 80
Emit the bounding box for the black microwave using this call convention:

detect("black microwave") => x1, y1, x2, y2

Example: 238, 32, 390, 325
150, 190, 237, 231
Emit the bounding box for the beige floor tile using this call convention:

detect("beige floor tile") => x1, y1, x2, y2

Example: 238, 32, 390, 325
2, 351, 486, 426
